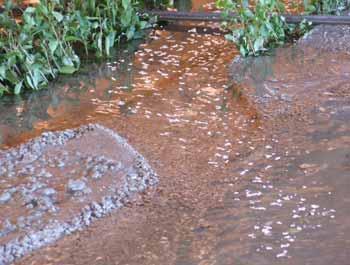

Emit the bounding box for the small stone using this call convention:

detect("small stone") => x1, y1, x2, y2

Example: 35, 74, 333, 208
67, 179, 87, 194
280, 94, 292, 102
299, 163, 317, 169
0, 219, 16, 237
0, 192, 12, 204
41, 188, 56, 197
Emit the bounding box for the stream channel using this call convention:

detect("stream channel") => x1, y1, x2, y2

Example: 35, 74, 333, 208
0, 1, 350, 264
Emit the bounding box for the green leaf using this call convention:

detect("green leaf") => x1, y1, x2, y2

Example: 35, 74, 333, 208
225, 34, 235, 41
52, 11, 64, 22
239, 45, 247, 57
14, 80, 23, 95
59, 66, 77, 74
139, 21, 149, 29
97, 33, 102, 53
105, 31, 116, 56
24, 7, 36, 14
49, 40, 58, 53
122, 0, 130, 10
105, 36, 110, 56
0, 66, 6, 79
62, 56, 74, 66
121, 9, 132, 27
0, 84, 8, 96
253, 37, 264, 52
126, 26, 135, 40
64, 36, 82, 42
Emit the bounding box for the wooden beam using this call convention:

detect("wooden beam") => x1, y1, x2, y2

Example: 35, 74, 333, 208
143, 10, 350, 25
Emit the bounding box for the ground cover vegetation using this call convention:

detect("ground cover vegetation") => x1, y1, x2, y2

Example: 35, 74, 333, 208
0, 0, 150, 96
217, 0, 350, 56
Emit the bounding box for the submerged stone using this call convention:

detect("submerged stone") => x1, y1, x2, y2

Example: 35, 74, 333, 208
230, 24, 350, 118
0, 124, 158, 264
0, 192, 11, 204
40, 188, 56, 197
67, 180, 87, 194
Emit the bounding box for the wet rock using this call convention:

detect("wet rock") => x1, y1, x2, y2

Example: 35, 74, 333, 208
0, 219, 16, 237
67, 179, 87, 194
0, 192, 12, 204
118, 100, 126, 106
25, 198, 39, 209
41, 188, 56, 197
280, 94, 292, 102
299, 25, 350, 53
299, 163, 317, 169
0, 124, 157, 264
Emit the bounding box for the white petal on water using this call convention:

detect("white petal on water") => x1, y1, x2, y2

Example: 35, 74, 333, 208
261, 225, 272, 236
240, 169, 249, 176
276, 250, 288, 258
246, 190, 262, 198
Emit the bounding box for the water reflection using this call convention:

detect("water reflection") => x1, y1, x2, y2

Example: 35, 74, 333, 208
221, 25, 350, 264
0, 39, 143, 147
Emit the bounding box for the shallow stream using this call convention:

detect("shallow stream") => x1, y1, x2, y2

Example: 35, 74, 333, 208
0, 1, 349, 264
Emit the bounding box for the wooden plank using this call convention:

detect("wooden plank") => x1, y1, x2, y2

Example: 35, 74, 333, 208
143, 10, 350, 25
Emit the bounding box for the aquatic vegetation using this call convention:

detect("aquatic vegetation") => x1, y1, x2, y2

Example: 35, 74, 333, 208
303, 0, 350, 14
217, 0, 289, 56
65, 0, 148, 55
0, 0, 148, 96
218, 0, 346, 57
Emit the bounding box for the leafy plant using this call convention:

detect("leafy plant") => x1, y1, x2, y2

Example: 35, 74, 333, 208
0, 0, 80, 95
65, 0, 149, 56
217, 0, 343, 57
217, 0, 288, 56
0, 0, 149, 96
303, 0, 350, 14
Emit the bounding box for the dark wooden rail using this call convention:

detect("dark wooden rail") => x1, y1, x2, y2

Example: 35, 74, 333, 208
143, 10, 350, 25
2, 6, 350, 26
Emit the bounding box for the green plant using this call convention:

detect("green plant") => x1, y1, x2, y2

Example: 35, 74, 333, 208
217, 0, 343, 57
66, 0, 148, 56
0, 0, 80, 95
217, 0, 288, 56
303, 0, 349, 14
0, 0, 148, 96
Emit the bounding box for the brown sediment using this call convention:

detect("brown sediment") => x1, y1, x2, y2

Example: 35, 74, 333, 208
1, 1, 350, 265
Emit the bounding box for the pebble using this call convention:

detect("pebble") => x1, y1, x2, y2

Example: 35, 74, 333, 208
67, 180, 87, 194
299, 163, 316, 169
41, 188, 57, 197
0, 192, 12, 204
280, 93, 292, 102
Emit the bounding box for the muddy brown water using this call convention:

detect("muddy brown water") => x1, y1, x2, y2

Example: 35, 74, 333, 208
0, 1, 349, 265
